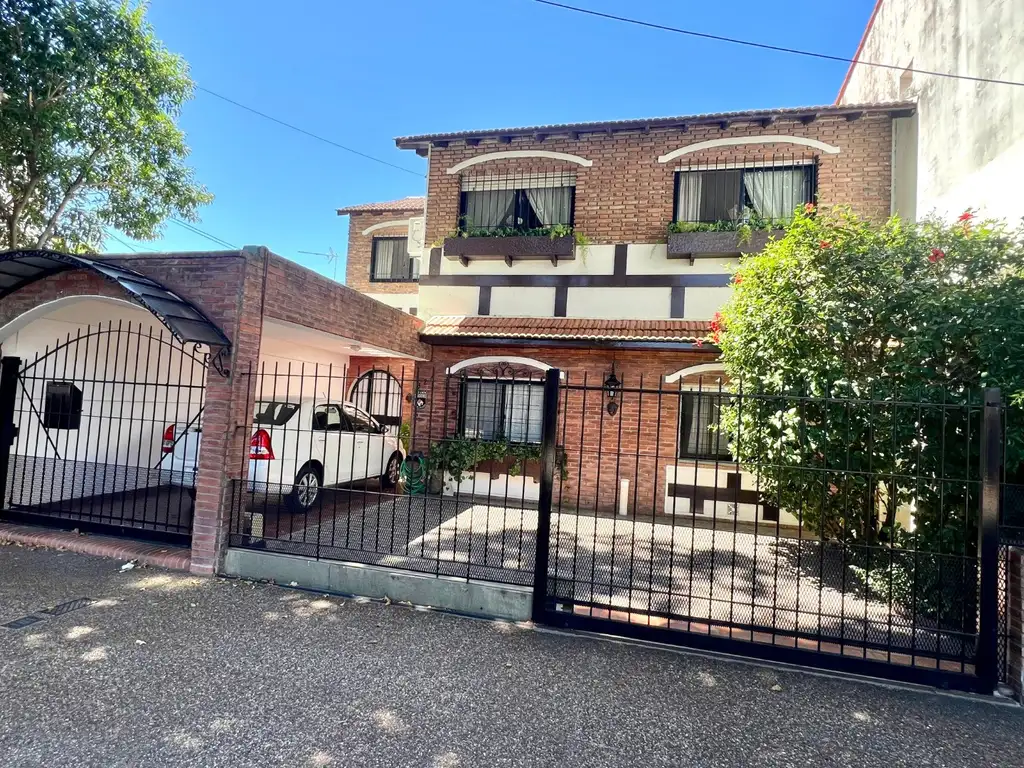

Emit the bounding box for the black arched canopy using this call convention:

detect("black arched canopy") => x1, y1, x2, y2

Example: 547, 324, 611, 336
0, 250, 231, 348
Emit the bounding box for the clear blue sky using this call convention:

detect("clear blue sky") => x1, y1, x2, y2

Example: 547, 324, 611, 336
107, 0, 875, 279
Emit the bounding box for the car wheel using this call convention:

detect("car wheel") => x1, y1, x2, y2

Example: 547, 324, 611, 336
381, 452, 402, 490
286, 465, 320, 513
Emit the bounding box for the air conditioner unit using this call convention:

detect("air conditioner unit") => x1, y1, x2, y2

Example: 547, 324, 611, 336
407, 216, 425, 257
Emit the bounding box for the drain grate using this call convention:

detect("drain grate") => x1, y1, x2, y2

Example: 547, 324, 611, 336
41, 598, 95, 617
2, 615, 45, 630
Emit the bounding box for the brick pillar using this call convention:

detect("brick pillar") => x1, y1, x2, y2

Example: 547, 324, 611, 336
189, 249, 265, 575
1009, 548, 1024, 701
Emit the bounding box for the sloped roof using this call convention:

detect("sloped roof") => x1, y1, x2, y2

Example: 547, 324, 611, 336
336, 196, 425, 215
395, 102, 916, 149
421, 316, 712, 343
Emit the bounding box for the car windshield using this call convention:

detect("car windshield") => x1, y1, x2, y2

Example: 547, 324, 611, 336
253, 401, 300, 426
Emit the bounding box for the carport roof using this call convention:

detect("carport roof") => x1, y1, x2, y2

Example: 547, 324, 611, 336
0, 250, 231, 347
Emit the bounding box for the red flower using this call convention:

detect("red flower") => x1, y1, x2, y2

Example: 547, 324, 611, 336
711, 331, 722, 345
709, 312, 724, 333
819, 240, 832, 250
928, 248, 945, 263
958, 211, 974, 222
733, 274, 744, 284
694, 338, 704, 348
804, 202, 816, 214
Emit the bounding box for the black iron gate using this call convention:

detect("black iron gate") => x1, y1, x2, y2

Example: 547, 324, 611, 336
0, 321, 207, 544
531, 369, 1008, 694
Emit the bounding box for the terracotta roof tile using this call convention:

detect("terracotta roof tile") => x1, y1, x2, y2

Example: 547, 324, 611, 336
336, 196, 425, 215
421, 316, 711, 342
395, 102, 916, 148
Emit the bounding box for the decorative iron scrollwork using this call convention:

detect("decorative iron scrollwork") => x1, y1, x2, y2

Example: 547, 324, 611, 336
204, 346, 231, 378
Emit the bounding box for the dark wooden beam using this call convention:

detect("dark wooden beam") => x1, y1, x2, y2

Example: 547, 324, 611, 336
498, 135, 512, 144
432, 140, 449, 148
844, 111, 864, 122
799, 114, 818, 125
759, 117, 775, 128
569, 131, 580, 141
718, 120, 730, 131
534, 133, 548, 143
465, 138, 481, 146
415, 148, 428, 157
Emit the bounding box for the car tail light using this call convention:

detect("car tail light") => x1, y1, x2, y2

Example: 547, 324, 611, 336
161, 424, 175, 453
250, 429, 274, 460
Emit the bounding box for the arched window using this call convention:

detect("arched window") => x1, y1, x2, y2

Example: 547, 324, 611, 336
349, 370, 403, 434
665, 365, 730, 461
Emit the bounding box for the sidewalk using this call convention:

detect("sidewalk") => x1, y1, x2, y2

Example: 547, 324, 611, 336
0, 546, 1021, 768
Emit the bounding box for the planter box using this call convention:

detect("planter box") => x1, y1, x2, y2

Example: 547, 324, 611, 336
474, 456, 542, 482
443, 235, 575, 264
667, 230, 783, 258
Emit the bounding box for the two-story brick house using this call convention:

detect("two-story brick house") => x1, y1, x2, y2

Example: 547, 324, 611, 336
339, 101, 916, 520
337, 196, 426, 316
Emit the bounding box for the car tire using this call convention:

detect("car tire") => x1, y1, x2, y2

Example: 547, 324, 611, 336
380, 452, 402, 491
286, 465, 321, 513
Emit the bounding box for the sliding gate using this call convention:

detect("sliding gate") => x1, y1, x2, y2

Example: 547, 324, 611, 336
531, 369, 1006, 694
0, 322, 207, 544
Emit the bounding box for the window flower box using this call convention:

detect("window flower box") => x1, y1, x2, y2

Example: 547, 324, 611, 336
443, 235, 575, 266
667, 230, 783, 259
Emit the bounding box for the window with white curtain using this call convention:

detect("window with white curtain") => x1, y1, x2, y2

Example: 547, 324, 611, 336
371, 237, 417, 282
460, 379, 544, 444
678, 391, 731, 460
459, 173, 575, 233
674, 164, 815, 224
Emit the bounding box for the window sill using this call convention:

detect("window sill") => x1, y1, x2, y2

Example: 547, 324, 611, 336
667, 230, 783, 260
369, 278, 419, 284
443, 235, 575, 267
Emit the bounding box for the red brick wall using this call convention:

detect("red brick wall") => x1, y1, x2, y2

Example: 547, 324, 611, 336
262, 252, 430, 360
0, 252, 263, 575
345, 211, 420, 296
424, 114, 894, 246
413, 344, 719, 515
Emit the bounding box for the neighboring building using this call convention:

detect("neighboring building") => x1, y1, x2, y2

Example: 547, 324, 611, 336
838, 0, 1024, 223
390, 102, 914, 515
336, 196, 426, 316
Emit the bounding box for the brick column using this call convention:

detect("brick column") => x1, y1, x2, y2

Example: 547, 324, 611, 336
188, 249, 265, 575
1009, 547, 1024, 701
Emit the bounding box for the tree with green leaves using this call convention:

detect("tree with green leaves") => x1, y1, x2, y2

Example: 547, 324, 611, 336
717, 206, 1024, 619
0, 0, 211, 252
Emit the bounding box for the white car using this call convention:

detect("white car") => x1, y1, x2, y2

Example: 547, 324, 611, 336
161, 398, 404, 512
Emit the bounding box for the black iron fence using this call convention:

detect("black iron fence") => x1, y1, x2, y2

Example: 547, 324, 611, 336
226, 362, 547, 585
223, 360, 1016, 692
0, 322, 206, 544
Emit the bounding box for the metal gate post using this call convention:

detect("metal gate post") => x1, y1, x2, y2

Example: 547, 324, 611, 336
977, 387, 1002, 694
532, 367, 561, 622
0, 357, 21, 511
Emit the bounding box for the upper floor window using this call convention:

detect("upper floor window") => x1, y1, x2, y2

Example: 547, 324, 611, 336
371, 237, 418, 282
673, 162, 816, 226
459, 172, 575, 236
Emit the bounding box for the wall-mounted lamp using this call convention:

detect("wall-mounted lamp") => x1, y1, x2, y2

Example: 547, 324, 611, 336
604, 368, 622, 416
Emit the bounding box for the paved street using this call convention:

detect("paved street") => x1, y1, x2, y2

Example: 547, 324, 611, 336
1, 545, 1021, 768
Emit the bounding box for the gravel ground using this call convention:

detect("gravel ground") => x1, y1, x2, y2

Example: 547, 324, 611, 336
0, 545, 1021, 768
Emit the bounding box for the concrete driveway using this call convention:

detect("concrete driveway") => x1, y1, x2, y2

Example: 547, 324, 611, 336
0, 545, 1021, 767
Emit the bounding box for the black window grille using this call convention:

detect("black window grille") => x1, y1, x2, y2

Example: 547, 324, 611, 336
673, 159, 817, 226
458, 172, 575, 235
459, 379, 544, 444
371, 237, 418, 282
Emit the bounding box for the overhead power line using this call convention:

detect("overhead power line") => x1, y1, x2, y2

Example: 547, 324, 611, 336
196, 87, 426, 177
533, 0, 1024, 89
169, 218, 238, 250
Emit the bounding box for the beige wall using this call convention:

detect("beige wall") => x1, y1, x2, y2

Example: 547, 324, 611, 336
840, 0, 1024, 223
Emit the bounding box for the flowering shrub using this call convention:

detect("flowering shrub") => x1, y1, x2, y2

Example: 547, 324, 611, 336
716, 206, 1024, 619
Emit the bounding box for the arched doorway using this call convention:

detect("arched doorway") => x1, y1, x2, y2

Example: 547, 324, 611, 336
349, 370, 403, 434
0, 250, 231, 544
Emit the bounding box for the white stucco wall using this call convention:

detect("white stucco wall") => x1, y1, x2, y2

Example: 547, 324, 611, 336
839, 0, 1024, 223
565, 287, 671, 320
489, 287, 556, 317
419, 286, 480, 321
